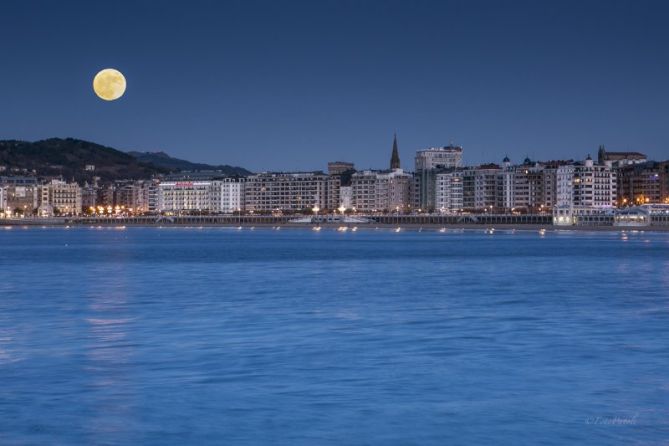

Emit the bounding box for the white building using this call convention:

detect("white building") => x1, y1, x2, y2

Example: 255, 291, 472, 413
496, 157, 515, 211
37, 180, 82, 216
211, 178, 244, 213
556, 165, 576, 208
157, 179, 246, 213
435, 171, 463, 213
414, 145, 464, 210
557, 156, 617, 208
244, 172, 329, 212
351, 169, 412, 212
158, 181, 212, 212
415, 146, 464, 170
0, 186, 7, 215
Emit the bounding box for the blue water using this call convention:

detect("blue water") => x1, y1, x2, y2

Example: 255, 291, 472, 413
0, 227, 668, 445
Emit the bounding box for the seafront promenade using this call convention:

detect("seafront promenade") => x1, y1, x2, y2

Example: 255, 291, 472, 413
0, 214, 553, 227
2, 213, 669, 231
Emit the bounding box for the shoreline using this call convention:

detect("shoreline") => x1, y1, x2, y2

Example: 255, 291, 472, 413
2, 220, 668, 232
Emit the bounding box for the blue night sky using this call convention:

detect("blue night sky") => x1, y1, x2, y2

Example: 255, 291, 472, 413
1, 0, 667, 171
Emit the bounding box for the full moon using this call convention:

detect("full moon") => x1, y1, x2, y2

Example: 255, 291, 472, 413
93, 68, 126, 101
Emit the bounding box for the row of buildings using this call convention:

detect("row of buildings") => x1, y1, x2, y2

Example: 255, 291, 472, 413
1, 139, 667, 217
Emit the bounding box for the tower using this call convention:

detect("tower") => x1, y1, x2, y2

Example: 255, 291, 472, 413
597, 145, 606, 165
503, 155, 511, 169
390, 133, 400, 170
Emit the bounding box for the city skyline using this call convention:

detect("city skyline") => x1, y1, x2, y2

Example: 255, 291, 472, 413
3, 3, 669, 445
2, 0, 668, 171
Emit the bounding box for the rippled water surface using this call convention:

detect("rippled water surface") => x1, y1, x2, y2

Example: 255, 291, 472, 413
1, 227, 668, 445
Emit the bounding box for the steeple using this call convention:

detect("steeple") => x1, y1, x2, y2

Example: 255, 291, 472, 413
390, 133, 400, 170
597, 145, 606, 164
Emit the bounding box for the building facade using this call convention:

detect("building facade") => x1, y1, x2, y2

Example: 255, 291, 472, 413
158, 181, 213, 212
414, 145, 463, 210
211, 178, 245, 213
617, 161, 669, 205
37, 180, 82, 216
243, 172, 329, 212
0, 186, 7, 215
351, 169, 412, 212
557, 156, 617, 209
435, 170, 463, 213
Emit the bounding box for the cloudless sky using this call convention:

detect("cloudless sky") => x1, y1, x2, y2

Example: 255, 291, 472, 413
1, 0, 667, 171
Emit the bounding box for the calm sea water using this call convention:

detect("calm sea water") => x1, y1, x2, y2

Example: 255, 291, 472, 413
0, 227, 668, 445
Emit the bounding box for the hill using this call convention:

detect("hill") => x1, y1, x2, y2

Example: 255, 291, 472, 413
0, 138, 250, 182
127, 151, 251, 176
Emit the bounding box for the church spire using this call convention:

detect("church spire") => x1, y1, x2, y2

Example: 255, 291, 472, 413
597, 144, 606, 165
390, 133, 400, 170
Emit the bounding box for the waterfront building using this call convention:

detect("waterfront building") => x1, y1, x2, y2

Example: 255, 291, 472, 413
211, 178, 245, 213
143, 180, 160, 213
351, 170, 377, 212
351, 169, 412, 212
37, 180, 82, 216
556, 164, 575, 209
460, 164, 500, 212
114, 181, 144, 211
510, 161, 557, 213
539, 165, 558, 211
326, 162, 355, 211
0, 186, 7, 215
81, 184, 97, 210
243, 172, 329, 212
3, 184, 38, 216
496, 157, 514, 212
158, 181, 212, 212
435, 170, 463, 213
556, 156, 617, 209
107, 180, 157, 213
616, 161, 669, 206
414, 145, 463, 210
324, 175, 342, 211
97, 184, 116, 208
